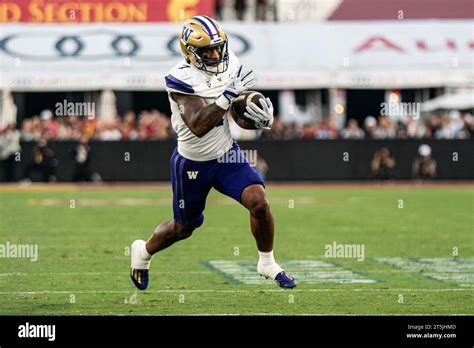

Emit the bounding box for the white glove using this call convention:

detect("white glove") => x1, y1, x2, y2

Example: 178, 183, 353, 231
244, 97, 274, 129
215, 65, 256, 110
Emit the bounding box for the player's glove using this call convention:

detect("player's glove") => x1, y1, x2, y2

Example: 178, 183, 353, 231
244, 97, 274, 129
215, 65, 256, 110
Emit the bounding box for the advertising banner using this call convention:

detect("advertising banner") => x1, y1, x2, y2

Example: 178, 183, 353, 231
0, 21, 472, 90
0, 0, 214, 23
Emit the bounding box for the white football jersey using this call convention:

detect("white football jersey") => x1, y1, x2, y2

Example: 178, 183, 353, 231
165, 50, 240, 161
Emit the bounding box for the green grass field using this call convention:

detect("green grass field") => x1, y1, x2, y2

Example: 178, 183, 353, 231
0, 183, 473, 315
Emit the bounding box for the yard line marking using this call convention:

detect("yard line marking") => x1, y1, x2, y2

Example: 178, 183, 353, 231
93, 313, 473, 316
27, 197, 318, 206
126, 313, 472, 316
0, 288, 472, 295
2, 269, 472, 277
2, 181, 473, 192
0, 271, 210, 276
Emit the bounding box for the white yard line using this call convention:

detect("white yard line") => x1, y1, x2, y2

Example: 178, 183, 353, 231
0, 288, 472, 295
121, 313, 472, 316
1, 269, 472, 277
0, 271, 210, 276
27, 197, 318, 206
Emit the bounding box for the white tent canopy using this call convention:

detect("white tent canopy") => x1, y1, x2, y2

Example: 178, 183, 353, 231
421, 90, 474, 112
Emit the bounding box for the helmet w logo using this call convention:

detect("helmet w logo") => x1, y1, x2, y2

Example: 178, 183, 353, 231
182, 27, 194, 42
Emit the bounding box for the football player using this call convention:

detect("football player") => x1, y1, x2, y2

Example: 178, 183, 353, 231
130, 16, 296, 290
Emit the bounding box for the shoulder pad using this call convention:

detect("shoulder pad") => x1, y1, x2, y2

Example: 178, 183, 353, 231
165, 62, 197, 95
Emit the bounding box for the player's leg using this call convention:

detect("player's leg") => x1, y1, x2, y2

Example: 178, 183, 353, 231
213, 143, 296, 288
130, 219, 195, 290
146, 219, 195, 253
240, 184, 274, 251
130, 148, 214, 290
240, 184, 296, 288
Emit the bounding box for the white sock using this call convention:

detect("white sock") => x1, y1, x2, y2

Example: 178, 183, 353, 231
131, 240, 152, 269
141, 242, 152, 261
257, 250, 283, 279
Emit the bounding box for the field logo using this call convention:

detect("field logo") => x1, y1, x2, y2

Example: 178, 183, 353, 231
55, 99, 95, 119
206, 260, 377, 284
187, 171, 199, 179
0, 242, 38, 262
18, 322, 55, 341
217, 148, 257, 167
375, 258, 474, 285
325, 241, 365, 262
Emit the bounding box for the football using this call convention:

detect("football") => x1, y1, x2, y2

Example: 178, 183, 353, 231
230, 90, 267, 130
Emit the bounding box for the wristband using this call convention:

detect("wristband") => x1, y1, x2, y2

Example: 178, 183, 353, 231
215, 94, 232, 110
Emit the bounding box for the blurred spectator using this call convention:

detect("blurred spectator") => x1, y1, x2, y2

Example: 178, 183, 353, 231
373, 116, 396, 139
72, 135, 101, 182
395, 121, 408, 139
448, 111, 465, 135
459, 112, 474, 138
364, 116, 377, 139
435, 116, 456, 139
412, 144, 437, 179
122, 111, 139, 140
283, 122, 297, 139
406, 117, 426, 139
22, 139, 58, 182
40, 110, 59, 140
152, 110, 172, 139
215, 0, 224, 21
341, 119, 364, 139
316, 119, 338, 139
0, 123, 21, 181
300, 123, 317, 139
255, 155, 269, 180
31, 116, 43, 140
98, 118, 122, 141
256, 0, 267, 21
371, 147, 396, 180
235, 0, 247, 20
57, 117, 72, 140
20, 118, 40, 141
425, 115, 441, 137
69, 115, 84, 139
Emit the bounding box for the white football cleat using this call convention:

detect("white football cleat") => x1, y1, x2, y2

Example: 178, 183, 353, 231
258, 264, 297, 289
130, 240, 151, 290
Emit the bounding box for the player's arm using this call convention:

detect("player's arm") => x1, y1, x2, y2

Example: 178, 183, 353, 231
172, 65, 256, 138
171, 93, 227, 138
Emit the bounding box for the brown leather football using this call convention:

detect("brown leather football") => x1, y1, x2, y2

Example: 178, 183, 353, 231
230, 91, 266, 130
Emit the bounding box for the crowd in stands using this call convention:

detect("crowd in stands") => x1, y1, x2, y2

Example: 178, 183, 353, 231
15, 110, 474, 142
263, 112, 474, 140
2, 109, 469, 183
19, 109, 173, 142
215, 0, 273, 21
